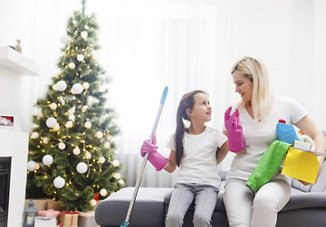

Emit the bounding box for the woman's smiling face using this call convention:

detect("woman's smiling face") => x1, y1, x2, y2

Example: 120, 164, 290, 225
232, 71, 253, 104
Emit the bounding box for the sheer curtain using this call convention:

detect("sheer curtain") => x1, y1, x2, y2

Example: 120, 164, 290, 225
1, 0, 325, 187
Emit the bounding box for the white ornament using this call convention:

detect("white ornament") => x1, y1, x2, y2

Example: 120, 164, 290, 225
104, 142, 111, 149
53, 176, 65, 189
112, 160, 120, 167
68, 114, 75, 121
43, 137, 50, 144
27, 160, 36, 171
82, 105, 88, 112
99, 188, 108, 197
112, 172, 121, 179
65, 121, 73, 128
30, 132, 39, 139
77, 54, 84, 62
56, 80, 67, 92
68, 62, 75, 69
53, 123, 60, 131
90, 199, 97, 207
68, 107, 75, 115
95, 131, 103, 139
71, 83, 83, 94
49, 103, 57, 110
73, 147, 81, 155
118, 179, 125, 186
42, 155, 54, 166
85, 151, 92, 159
58, 142, 66, 150
35, 163, 40, 170
46, 117, 57, 128
76, 162, 88, 174
82, 82, 89, 89
81, 31, 88, 39
58, 96, 65, 105
98, 156, 105, 164
84, 121, 92, 129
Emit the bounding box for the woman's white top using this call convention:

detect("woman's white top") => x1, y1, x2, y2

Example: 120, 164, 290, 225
227, 96, 307, 181
167, 126, 227, 189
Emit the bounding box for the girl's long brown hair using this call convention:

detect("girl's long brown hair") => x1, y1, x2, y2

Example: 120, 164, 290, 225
175, 90, 207, 166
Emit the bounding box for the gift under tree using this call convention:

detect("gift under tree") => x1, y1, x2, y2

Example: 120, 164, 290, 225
26, 0, 125, 212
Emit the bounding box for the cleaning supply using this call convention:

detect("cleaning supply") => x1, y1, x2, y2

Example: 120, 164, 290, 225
140, 134, 168, 171
246, 140, 291, 192
224, 106, 246, 153
281, 147, 320, 184
276, 119, 299, 145
120, 86, 168, 227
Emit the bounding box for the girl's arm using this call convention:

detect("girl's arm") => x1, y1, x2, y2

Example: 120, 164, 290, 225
295, 115, 326, 165
164, 150, 178, 173
216, 141, 229, 165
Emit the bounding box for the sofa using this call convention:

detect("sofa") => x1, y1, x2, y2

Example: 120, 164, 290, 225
95, 161, 326, 227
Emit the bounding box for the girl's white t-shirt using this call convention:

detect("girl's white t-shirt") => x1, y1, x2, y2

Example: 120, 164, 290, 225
227, 95, 307, 181
167, 126, 227, 189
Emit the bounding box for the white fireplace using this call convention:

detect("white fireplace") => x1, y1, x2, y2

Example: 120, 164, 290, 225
0, 131, 28, 227
0, 47, 39, 226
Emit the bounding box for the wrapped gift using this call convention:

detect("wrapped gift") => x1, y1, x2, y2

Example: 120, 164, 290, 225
60, 211, 80, 227
35, 217, 56, 227
281, 147, 320, 184
78, 211, 99, 227
37, 209, 61, 218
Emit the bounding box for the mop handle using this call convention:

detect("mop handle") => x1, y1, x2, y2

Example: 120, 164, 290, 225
123, 86, 168, 224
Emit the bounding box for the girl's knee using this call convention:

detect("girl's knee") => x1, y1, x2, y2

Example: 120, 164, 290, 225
166, 212, 184, 226
193, 213, 211, 226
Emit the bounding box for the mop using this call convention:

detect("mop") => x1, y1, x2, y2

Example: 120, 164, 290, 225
120, 86, 169, 227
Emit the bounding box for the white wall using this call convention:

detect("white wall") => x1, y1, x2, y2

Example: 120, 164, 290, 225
0, 0, 325, 183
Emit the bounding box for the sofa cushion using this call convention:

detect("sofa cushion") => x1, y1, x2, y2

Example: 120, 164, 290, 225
95, 187, 173, 227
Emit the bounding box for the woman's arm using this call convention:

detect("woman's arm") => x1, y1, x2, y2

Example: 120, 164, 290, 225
216, 141, 229, 165
164, 150, 178, 173
295, 115, 326, 165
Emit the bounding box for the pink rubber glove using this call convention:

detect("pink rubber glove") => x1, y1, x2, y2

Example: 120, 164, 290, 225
140, 134, 168, 171
224, 106, 246, 153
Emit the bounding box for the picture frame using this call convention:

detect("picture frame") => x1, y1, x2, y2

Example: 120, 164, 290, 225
0, 115, 14, 126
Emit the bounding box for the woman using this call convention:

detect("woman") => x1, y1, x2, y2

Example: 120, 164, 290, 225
140, 90, 229, 227
223, 56, 326, 227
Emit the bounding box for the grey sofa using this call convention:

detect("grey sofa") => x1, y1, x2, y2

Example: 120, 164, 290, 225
95, 162, 326, 227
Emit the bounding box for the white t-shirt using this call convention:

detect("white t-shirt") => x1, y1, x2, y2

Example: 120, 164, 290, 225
167, 126, 227, 189
227, 95, 307, 181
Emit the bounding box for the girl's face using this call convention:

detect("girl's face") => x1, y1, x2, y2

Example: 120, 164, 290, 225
232, 71, 253, 104
187, 92, 212, 122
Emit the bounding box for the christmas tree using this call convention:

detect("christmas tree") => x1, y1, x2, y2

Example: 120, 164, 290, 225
26, 0, 125, 211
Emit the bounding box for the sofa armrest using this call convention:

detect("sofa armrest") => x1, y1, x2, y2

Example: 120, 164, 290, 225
311, 162, 326, 192
281, 192, 326, 212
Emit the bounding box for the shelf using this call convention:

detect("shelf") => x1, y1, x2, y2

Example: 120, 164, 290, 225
0, 46, 40, 76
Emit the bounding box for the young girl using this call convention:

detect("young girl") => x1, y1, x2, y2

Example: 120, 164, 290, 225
140, 90, 229, 227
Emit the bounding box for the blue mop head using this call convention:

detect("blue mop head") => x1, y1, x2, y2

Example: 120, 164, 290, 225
120, 221, 129, 227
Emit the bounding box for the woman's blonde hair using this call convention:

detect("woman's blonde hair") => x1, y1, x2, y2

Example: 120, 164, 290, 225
231, 56, 273, 121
